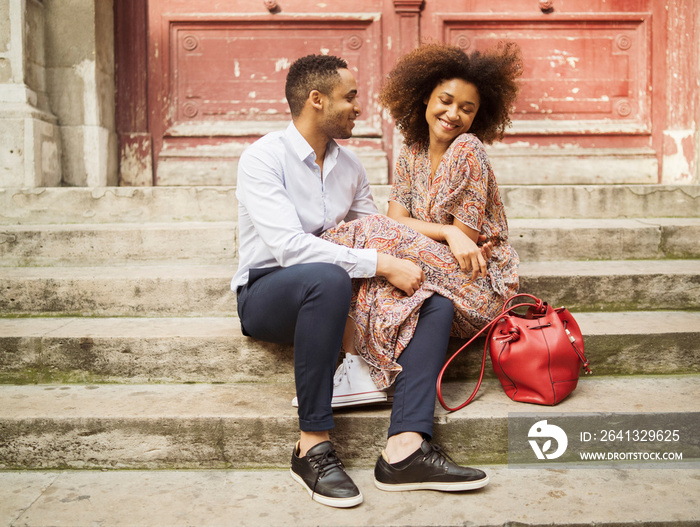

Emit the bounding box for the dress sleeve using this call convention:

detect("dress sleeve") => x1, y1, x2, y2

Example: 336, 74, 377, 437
388, 144, 413, 212
441, 135, 489, 232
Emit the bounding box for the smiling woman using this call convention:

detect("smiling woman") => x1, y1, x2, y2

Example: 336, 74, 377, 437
382, 41, 522, 278
424, 78, 480, 171
380, 42, 522, 148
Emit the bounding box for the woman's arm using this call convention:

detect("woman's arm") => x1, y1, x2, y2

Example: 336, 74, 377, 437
388, 201, 490, 280
387, 201, 448, 241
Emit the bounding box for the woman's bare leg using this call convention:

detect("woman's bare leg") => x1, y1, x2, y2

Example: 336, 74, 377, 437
342, 317, 357, 355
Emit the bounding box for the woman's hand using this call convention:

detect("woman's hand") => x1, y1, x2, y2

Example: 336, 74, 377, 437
441, 225, 489, 281
479, 235, 494, 261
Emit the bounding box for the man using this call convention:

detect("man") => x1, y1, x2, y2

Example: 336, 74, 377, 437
233, 54, 488, 508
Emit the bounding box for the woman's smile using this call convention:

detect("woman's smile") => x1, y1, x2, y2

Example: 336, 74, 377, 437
438, 118, 459, 130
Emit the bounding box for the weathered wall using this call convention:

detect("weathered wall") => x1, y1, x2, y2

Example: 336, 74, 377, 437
0, 0, 116, 188
662, 0, 700, 184
697, 20, 700, 184
44, 0, 117, 186
0, 0, 61, 187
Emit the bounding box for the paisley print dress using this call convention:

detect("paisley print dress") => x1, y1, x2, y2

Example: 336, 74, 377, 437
320, 133, 519, 388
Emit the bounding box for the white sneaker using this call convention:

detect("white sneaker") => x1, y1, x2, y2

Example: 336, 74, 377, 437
292, 353, 388, 408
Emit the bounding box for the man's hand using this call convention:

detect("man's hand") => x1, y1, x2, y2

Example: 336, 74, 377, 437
376, 253, 425, 296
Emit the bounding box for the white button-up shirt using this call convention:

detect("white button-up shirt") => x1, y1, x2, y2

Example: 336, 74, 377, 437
232, 122, 379, 290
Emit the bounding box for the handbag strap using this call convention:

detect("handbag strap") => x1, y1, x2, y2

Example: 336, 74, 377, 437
436, 313, 500, 412
436, 293, 550, 412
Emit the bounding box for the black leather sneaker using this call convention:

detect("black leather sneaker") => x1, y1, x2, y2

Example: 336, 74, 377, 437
374, 440, 489, 492
290, 441, 363, 508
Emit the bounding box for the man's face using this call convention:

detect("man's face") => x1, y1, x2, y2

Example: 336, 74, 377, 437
321, 68, 361, 140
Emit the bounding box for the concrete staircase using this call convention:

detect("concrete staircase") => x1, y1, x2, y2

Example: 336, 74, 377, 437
1, 184, 699, 526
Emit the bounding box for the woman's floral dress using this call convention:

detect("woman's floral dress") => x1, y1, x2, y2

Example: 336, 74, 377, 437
320, 133, 519, 388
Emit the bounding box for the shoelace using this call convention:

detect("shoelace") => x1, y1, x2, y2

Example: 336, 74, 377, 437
308, 447, 345, 498
421, 443, 457, 467
333, 359, 348, 387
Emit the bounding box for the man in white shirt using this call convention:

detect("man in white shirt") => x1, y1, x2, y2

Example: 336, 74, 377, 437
233, 54, 488, 508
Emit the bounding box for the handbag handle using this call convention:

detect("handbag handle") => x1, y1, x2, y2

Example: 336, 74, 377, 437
436, 293, 547, 412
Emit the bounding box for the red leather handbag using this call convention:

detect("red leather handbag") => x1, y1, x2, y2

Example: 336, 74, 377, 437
437, 293, 592, 411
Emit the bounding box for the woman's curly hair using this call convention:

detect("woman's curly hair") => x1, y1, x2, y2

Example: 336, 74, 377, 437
379, 41, 522, 146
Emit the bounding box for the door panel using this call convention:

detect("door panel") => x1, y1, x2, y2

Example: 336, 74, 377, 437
421, 0, 662, 184
147, 1, 388, 185
168, 19, 382, 135
440, 14, 650, 133
125, 0, 670, 185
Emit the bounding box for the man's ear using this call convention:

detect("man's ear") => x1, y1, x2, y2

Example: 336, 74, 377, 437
309, 90, 325, 111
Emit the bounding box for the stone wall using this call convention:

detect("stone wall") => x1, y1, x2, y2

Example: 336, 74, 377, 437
0, 0, 116, 187
44, 0, 116, 186
0, 0, 61, 187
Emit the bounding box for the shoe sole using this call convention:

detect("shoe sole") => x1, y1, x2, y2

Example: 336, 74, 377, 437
290, 469, 364, 508
373, 474, 489, 492
292, 391, 388, 408
331, 391, 388, 407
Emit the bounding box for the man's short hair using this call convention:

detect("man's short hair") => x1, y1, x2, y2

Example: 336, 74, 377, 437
285, 54, 348, 118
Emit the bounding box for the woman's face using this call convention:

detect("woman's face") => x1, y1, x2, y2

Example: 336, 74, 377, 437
424, 78, 480, 148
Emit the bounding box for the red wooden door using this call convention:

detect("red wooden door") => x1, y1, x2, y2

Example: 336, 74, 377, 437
420, 0, 665, 184
146, 0, 396, 186
116, 0, 679, 185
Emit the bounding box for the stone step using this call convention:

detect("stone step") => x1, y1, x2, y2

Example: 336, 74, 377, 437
0, 376, 697, 469
510, 218, 700, 261
0, 187, 240, 225
3, 467, 699, 526
0, 222, 238, 266
519, 259, 700, 311
0, 264, 237, 317
2, 218, 699, 266
374, 184, 700, 219
1, 260, 698, 316
2, 185, 699, 224
1, 312, 698, 384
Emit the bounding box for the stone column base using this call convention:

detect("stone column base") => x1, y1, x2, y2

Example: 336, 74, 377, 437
0, 102, 62, 187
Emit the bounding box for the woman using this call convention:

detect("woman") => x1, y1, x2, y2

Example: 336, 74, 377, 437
321, 41, 522, 391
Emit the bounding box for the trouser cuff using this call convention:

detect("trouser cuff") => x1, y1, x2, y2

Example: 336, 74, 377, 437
299, 416, 335, 433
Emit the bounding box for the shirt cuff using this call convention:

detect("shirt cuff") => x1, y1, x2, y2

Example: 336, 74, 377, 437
350, 248, 377, 279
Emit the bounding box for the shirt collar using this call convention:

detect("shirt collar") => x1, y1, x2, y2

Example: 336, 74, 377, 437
285, 121, 339, 164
